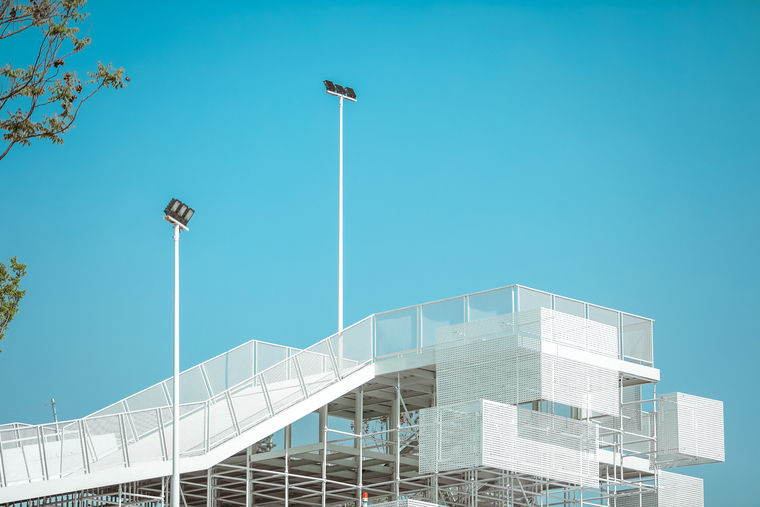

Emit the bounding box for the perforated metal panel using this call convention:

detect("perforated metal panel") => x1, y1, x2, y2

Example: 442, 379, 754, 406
658, 470, 704, 507
371, 500, 438, 507
655, 392, 724, 468
436, 309, 619, 416
419, 400, 599, 487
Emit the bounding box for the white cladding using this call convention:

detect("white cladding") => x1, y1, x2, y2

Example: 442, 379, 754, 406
419, 400, 600, 488
370, 501, 439, 507
435, 308, 619, 416
655, 392, 725, 469
616, 471, 704, 507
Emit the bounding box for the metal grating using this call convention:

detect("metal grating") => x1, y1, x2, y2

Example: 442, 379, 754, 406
420, 400, 599, 487
655, 392, 724, 468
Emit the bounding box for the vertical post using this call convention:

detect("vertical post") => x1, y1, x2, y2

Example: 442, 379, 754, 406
172, 223, 181, 507
393, 380, 400, 501
338, 95, 344, 334
285, 424, 291, 506
355, 387, 363, 505
322, 422, 328, 507
245, 445, 252, 507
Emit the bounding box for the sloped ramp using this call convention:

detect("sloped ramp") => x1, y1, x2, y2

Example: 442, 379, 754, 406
0, 317, 375, 503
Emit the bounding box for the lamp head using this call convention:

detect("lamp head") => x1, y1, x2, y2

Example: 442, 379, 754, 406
164, 198, 195, 228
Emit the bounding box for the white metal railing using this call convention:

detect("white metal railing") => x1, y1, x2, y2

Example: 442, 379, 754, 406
0, 317, 373, 487
374, 284, 653, 366
0, 284, 654, 489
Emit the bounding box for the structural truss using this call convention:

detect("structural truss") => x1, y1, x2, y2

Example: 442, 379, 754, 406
0, 285, 724, 506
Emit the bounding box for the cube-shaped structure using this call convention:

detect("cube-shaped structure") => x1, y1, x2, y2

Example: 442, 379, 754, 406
655, 392, 724, 468
435, 308, 620, 416
419, 399, 600, 487
616, 471, 703, 507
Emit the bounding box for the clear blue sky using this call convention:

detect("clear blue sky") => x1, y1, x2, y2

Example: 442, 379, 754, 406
1, 1, 758, 504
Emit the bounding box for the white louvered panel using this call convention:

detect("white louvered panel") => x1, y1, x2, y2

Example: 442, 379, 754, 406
420, 400, 599, 487
614, 489, 658, 507
436, 332, 542, 408
659, 470, 704, 507
542, 354, 619, 417
586, 317, 619, 358
655, 393, 724, 468
371, 500, 438, 507
548, 308, 587, 352
418, 401, 482, 474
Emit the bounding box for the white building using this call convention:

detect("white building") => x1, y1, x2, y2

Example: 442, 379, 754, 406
0, 285, 723, 506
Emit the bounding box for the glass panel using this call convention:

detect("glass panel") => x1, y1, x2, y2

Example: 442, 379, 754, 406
622, 314, 653, 363
341, 316, 373, 364
421, 297, 465, 348
554, 296, 585, 318
468, 287, 512, 321
517, 287, 551, 312
588, 305, 619, 329
376, 306, 418, 357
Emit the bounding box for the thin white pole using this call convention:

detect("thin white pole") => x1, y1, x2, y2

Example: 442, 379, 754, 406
172, 223, 180, 507
338, 95, 344, 333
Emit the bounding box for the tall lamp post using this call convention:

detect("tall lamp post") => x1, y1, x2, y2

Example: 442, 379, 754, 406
163, 198, 195, 507
323, 80, 357, 333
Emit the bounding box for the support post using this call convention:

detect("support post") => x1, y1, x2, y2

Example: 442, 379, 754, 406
355, 387, 363, 505
172, 223, 181, 507
285, 424, 291, 506
338, 95, 343, 334
392, 380, 400, 500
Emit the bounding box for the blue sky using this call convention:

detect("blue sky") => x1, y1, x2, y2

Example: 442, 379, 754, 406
1, 1, 758, 503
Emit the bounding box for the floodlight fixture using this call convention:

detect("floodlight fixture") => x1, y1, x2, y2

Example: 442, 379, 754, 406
323, 79, 357, 102
164, 198, 195, 230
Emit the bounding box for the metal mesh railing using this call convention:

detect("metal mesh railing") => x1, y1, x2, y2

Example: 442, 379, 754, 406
0, 317, 373, 487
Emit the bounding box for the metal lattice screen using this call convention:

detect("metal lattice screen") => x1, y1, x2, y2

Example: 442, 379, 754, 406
419, 400, 599, 487
655, 392, 724, 469
435, 309, 619, 416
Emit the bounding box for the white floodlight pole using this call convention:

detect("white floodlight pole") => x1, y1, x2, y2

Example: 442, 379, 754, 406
323, 82, 355, 334
172, 222, 180, 507
163, 214, 189, 507
163, 200, 193, 507
339, 95, 343, 333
